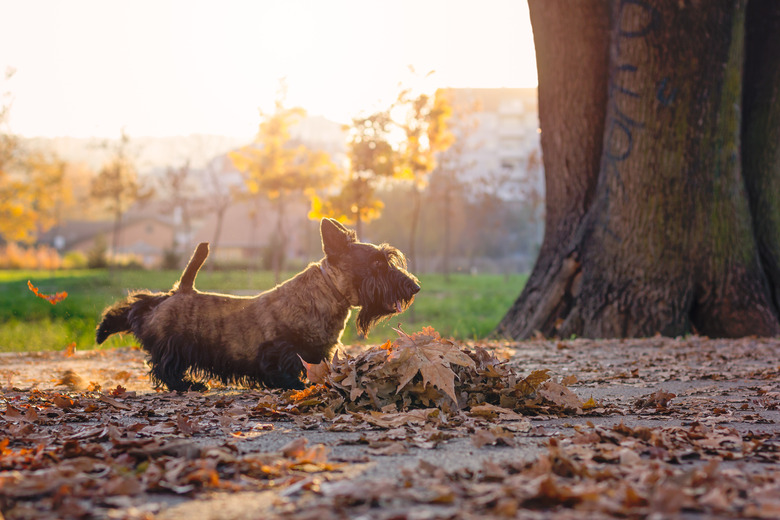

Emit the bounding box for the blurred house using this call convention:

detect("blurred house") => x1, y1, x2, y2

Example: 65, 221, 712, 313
191, 197, 319, 267
39, 216, 177, 267
41, 198, 322, 269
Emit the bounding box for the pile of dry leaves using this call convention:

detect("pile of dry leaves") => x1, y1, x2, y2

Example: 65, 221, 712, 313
287, 327, 599, 416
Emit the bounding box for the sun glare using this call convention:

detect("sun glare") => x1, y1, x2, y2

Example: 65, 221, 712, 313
2, 0, 536, 138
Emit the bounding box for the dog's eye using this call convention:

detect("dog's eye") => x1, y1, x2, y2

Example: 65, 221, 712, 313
372, 259, 385, 271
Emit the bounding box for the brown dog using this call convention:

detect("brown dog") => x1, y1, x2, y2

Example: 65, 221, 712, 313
96, 218, 420, 391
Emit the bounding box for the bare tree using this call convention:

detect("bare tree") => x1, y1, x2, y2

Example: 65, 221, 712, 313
160, 160, 195, 261
204, 157, 235, 270
90, 130, 151, 269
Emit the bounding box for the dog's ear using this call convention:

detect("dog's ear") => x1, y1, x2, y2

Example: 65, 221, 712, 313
321, 218, 356, 258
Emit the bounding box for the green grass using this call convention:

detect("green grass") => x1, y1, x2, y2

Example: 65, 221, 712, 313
341, 273, 527, 345
0, 269, 526, 352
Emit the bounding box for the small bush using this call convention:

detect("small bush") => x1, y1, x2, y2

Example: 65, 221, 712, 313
62, 251, 88, 269
111, 254, 145, 270
87, 235, 109, 269
161, 249, 181, 270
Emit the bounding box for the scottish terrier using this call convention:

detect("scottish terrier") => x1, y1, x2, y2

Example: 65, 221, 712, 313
96, 218, 420, 391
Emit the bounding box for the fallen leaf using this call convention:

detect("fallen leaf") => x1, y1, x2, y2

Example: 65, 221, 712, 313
469, 403, 526, 421
52, 395, 76, 409
177, 414, 199, 436
581, 396, 600, 410
517, 369, 551, 395
561, 374, 578, 386
385, 329, 475, 404
363, 409, 440, 429
99, 394, 132, 410
537, 381, 583, 411
281, 437, 309, 459
634, 389, 676, 409
109, 384, 128, 397
471, 426, 515, 448
4, 405, 28, 422
299, 355, 330, 384
57, 370, 85, 391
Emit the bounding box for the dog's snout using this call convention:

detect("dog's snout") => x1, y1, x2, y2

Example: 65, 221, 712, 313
408, 281, 421, 295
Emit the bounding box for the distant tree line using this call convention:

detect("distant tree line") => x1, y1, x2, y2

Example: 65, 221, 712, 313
1, 72, 542, 276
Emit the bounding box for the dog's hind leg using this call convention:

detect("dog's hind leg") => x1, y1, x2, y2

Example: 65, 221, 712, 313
152, 366, 207, 392
148, 335, 208, 392
174, 242, 209, 293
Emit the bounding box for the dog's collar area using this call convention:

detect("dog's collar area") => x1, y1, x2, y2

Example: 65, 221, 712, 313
320, 262, 352, 307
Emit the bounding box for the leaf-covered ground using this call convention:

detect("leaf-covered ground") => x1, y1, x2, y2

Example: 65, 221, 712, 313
1, 332, 778, 519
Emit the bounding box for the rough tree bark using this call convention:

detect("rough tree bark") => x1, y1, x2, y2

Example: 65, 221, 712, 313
496, 0, 780, 339
743, 0, 780, 305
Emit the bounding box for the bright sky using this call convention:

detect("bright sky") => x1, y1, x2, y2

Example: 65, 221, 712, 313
0, 0, 536, 139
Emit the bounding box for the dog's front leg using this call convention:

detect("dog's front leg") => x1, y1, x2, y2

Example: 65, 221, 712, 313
257, 340, 306, 390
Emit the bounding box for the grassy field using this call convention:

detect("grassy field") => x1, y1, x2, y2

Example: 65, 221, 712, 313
0, 269, 526, 352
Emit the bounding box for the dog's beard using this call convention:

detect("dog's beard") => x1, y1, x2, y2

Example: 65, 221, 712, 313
355, 268, 419, 337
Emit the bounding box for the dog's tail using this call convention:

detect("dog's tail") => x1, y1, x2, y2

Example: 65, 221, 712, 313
96, 291, 167, 344
174, 242, 209, 293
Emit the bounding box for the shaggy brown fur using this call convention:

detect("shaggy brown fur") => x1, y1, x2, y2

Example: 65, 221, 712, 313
96, 218, 420, 391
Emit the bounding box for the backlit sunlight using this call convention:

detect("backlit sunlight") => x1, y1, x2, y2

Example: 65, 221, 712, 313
1, 0, 536, 138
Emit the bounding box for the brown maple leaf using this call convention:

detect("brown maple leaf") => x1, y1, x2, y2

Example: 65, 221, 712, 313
176, 414, 199, 436
471, 425, 515, 448
298, 355, 330, 384
384, 328, 476, 404
517, 369, 552, 396
363, 409, 440, 428
109, 384, 127, 397
469, 403, 527, 422
537, 381, 584, 411
633, 389, 676, 409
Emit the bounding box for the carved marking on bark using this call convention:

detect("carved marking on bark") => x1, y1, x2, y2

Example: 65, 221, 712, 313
656, 77, 678, 106
600, 1, 661, 248
616, 0, 660, 43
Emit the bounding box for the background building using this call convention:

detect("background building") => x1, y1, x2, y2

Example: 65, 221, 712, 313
445, 87, 542, 201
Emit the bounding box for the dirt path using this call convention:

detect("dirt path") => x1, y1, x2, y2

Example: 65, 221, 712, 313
1, 337, 779, 519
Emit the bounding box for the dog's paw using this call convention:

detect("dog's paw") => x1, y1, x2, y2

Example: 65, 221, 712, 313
288, 379, 306, 390
186, 381, 209, 392
265, 375, 305, 390
164, 380, 209, 392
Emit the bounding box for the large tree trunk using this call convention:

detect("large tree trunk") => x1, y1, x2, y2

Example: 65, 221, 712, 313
497, 0, 610, 337
496, 0, 780, 339
742, 0, 780, 305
